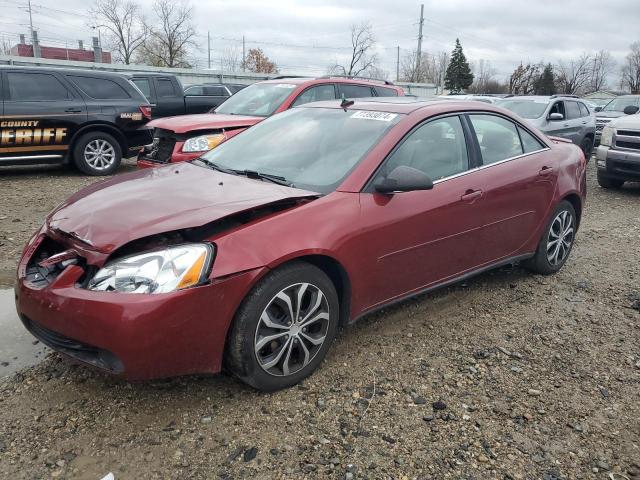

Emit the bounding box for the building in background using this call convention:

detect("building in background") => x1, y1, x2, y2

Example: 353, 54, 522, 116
9, 33, 111, 63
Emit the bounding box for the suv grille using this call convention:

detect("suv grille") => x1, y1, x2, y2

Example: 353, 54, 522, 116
615, 140, 640, 151
149, 128, 176, 163
596, 118, 611, 132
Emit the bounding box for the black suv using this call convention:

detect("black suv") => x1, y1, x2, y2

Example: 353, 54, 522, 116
0, 66, 152, 175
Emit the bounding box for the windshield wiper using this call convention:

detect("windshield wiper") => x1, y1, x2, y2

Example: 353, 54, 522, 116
236, 169, 294, 187
193, 158, 237, 175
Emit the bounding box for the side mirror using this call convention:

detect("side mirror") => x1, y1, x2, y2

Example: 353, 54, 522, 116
623, 105, 640, 115
374, 165, 434, 194
548, 112, 564, 121
594, 106, 603, 112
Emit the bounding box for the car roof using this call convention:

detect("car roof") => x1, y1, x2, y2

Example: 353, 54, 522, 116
258, 76, 401, 89
300, 96, 500, 114
0, 65, 132, 80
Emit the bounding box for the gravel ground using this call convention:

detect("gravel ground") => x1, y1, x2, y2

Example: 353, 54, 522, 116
0, 162, 639, 480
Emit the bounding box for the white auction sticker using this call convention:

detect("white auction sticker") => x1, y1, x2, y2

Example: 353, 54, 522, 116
350, 111, 398, 122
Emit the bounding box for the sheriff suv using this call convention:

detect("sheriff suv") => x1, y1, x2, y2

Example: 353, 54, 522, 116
0, 66, 152, 175
137, 76, 404, 167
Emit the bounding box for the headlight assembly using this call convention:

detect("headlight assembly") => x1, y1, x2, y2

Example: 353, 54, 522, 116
182, 134, 226, 153
600, 126, 614, 147
88, 244, 213, 294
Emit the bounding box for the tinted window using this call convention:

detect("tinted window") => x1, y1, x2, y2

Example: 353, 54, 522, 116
470, 115, 523, 165
578, 102, 590, 117
549, 101, 565, 118
565, 101, 581, 120
68, 75, 129, 100
7, 72, 71, 101
156, 79, 176, 97
184, 85, 204, 95
382, 116, 469, 181
131, 78, 152, 99
339, 84, 374, 99
292, 85, 336, 107
204, 86, 226, 96
375, 86, 399, 97
518, 126, 545, 153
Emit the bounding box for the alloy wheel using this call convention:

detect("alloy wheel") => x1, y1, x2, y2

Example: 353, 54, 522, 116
254, 282, 330, 377
546, 210, 574, 266
84, 139, 116, 171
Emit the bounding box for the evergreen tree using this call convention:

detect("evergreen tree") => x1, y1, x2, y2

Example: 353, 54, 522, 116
444, 39, 474, 93
535, 63, 556, 95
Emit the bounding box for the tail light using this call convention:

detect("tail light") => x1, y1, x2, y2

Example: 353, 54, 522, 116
139, 105, 152, 120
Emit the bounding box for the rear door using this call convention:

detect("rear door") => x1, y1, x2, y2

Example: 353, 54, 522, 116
466, 113, 557, 263
1, 69, 87, 162
564, 100, 583, 144
152, 77, 185, 117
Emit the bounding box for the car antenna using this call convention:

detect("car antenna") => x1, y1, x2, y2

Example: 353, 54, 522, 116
340, 94, 354, 110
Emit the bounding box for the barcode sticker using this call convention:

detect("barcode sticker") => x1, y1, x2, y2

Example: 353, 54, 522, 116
350, 111, 398, 122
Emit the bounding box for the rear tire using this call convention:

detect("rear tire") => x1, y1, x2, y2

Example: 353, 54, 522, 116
73, 131, 122, 176
524, 200, 576, 275
224, 262, 339, 391
597, 171, 624, 189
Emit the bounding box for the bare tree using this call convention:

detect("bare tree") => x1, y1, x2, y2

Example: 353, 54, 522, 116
556, 53, 593, 95
400, 50, 434, 83
329, 22, 378, 77
220, 46, 242, 72
432, 51, 450, 94
89, 0, 147, 64
587, 50, 615, 92
509, 63, 541, 95
139, 0, 196, 68
621, 42, 640, 93
1, 36, 12, 55
469, 59, 497, 93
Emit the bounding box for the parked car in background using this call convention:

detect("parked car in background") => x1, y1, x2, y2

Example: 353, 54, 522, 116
595, 106, 640, 188
127, 73, 245, 118
594, 95, 640, 144
16, 98, 586, 390
496, 95, 596, 156
0, 65, 152, 175
137, 76, 404, 167
438, 94, 501, 104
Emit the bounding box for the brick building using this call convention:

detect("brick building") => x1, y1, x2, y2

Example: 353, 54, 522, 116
9, 33, 111, 63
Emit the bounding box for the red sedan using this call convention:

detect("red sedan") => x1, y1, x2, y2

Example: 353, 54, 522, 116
15, 98, 587, 391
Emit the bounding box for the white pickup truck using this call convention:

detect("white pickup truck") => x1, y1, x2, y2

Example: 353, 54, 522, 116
595, 106, 640, 188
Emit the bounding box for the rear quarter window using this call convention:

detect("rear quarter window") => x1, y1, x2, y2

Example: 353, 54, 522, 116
68, 75, 131, 100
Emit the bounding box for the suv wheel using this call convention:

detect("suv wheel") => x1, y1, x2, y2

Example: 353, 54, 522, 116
73, 131, 122, 176
225, 262, 339, 391
580, 137, 593, 159
597, 171, 624, 189
524, 200, 576, 275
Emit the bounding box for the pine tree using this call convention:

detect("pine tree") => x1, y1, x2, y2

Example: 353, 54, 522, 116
534, 63, 556, 95
444, 39, 474, 93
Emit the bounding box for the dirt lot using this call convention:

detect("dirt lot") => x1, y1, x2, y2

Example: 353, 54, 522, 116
0, 161, 639, 479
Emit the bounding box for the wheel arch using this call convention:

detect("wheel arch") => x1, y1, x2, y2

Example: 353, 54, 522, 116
562, 193, 582, 229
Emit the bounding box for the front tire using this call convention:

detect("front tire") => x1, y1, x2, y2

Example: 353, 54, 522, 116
225, 262, 339, 391
524, 200, 577, 275
73, 131, 122, 176
597, 171, 624, 189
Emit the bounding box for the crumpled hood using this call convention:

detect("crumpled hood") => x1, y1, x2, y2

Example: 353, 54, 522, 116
47, 162, 318, 254
148, 113, 263, 134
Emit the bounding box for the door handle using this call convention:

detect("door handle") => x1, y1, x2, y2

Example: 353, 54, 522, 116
65, 107, 82, 113
461, 189, 483, 202
539, 166, 554, 176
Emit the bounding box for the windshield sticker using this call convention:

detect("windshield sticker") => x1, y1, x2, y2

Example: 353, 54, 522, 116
351, 111, 398, 122
275, 84, 296, 89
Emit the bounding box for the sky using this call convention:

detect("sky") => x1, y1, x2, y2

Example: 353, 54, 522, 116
0, 0, 636, 83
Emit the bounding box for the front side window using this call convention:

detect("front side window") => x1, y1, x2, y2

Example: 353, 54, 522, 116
380, 116, 469, 181
469, 114, 523, 165
7, 72, 71, 101
68, 76, 130, 100
156, 79, 176, 97
549, 101, 566, 119
198, 107, 401, 193
215, 83, 297, 117
292, 85, 336, 107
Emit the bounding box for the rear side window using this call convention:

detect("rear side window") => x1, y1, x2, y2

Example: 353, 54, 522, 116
204, 86, 226, 96
292, 84, 336, 107
518, 126, 546, 153
338, 84, 374, 99
578, 102, 590, 117
375, 86, 399, 97
565, 101, 581, 120
6, 72, 72, 101
132, 78, 152, 99
382, 115, 469, 181
156, 79, 176, 97
185, 85, 204, 95
68, 75, 130, 100
469, 115, 523, 165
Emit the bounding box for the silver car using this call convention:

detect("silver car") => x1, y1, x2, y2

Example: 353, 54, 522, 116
496, 95, 596, 156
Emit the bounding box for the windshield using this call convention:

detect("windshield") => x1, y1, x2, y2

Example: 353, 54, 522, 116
496, 99, 549, 119
197, 107, 402, 194
602, 96, 640, 112
214, 83, 297, 117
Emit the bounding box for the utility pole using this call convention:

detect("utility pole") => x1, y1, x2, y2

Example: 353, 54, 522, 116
27, 0, 34, 40
396, 46, 400, 82
207, 31, 211, 69
242, 35, 246, 72
415, 3, 424, 83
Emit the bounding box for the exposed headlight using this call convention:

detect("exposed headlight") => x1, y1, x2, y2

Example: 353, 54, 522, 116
88, 244, 213, 294
182, 134, 225, 153
600, 126, 614, 146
